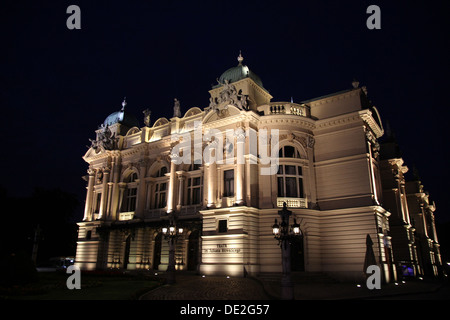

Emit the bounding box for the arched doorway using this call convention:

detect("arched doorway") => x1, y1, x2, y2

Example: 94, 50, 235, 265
291, 236, 305, 271
153, 233, 162, 270
187, 230, 200, 271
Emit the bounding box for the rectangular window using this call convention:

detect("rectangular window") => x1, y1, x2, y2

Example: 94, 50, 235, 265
223, 169, 234, 197
94, 192, 102, 213
285, 165, 296, 175
154, 182, 167, 209
285, 177, 297, 197
299, 177, 304, 198
218, 219, 228, 233
188, 176, 202, 205
277, 165, 305, 199
126, 188, 137, 212
277, 177, 284, 197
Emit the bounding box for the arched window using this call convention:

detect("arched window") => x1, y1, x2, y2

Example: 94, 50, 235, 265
128, 172, 138, 182
279, 145, 301, 158
155, 166, 168, 177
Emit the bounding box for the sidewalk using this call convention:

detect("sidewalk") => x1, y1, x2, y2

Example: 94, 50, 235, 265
258, 276, 446, 300
139, 271, 447, 300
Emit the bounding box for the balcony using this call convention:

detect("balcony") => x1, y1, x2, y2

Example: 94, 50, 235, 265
277, 197, 307, 208
257, 102, 310, 117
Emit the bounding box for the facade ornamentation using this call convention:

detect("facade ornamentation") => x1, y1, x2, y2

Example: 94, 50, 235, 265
143, 108, 152, 127
208, 79, 249, 112
173, 98, 181, 118
89, 125, 119, 152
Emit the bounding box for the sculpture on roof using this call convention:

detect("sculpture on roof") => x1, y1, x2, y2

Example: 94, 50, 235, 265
143, 108, 152, 127
208, 79, 249, 112
89, 125, 119, 152
173, 98, 181, 118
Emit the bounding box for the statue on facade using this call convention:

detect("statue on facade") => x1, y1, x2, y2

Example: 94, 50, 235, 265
143, 108, 152, 127
173, 98, 181, 118
89, 125, 119, 152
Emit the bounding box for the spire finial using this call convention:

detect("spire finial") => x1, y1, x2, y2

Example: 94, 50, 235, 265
121, 97, 127, 111
237, 50, 244, 64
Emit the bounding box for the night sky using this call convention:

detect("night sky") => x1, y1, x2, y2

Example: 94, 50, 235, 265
1, 0, 449, 223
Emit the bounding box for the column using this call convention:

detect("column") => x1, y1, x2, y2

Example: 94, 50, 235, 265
98, 167, 110, 220
235, 128, 245, 205
207, 162, 216, 208
117, 182, 126, 219
136, 159, 148, 219
167, 155, 177, 213
110, 156, 122, 220
176, 171, 185, 211
83, 168, 95, 221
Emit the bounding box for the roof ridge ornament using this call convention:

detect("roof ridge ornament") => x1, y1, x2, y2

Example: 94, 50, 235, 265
237, 51, 244, 65
121, 97, 127, 111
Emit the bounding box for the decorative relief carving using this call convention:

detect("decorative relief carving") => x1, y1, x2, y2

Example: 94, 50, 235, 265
208, 79, 249, 112
365, 127, 380, 158
307, 136, 315, 148
89, 126, 119, 152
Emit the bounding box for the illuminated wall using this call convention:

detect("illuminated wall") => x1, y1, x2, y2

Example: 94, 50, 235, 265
74, 59, 439, 283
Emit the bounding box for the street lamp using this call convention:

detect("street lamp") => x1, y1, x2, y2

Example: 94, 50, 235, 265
162, 217, 184, 284
272, 202, 302, 300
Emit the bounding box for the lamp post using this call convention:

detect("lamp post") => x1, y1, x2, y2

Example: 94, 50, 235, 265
162, 216, 184, 284
272, 202, 302, 300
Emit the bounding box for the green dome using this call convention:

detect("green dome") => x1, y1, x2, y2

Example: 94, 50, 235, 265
103, 98, 139, 128
103, 110, 139, 128
214, 54, 264, 89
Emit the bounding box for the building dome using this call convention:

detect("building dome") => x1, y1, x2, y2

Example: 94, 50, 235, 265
103, 98, 139, 128
215, 53, 264, 89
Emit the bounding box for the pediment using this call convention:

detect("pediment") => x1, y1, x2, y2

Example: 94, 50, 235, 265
203, 104, 241, 124
152, 117, 169, 128
83, 145, 106, 161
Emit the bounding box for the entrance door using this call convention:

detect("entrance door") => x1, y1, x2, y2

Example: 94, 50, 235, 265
153, 233, 162, 270
291, 236, 305, 271
187, 230, 199, 271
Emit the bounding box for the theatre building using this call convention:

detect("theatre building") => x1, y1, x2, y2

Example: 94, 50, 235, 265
75, 54, 443, 282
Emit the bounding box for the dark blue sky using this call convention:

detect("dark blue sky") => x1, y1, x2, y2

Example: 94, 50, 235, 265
1, 0, 449, 222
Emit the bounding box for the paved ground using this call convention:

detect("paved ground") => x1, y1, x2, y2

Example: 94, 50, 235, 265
139, 271, 449, 300
140, 274, 270, 300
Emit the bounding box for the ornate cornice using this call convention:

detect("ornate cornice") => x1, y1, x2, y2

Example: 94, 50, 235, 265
259, 115, 316, 130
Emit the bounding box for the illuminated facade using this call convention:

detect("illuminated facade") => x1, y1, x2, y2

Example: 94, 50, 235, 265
75, 54, 443, 282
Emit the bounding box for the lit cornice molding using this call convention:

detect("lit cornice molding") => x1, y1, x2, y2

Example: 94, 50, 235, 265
315, 112, 361, 130
260, 116, 315, 131
303, 88, 360, 107
358, 109, 384, 138
387, 158, 408, 174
